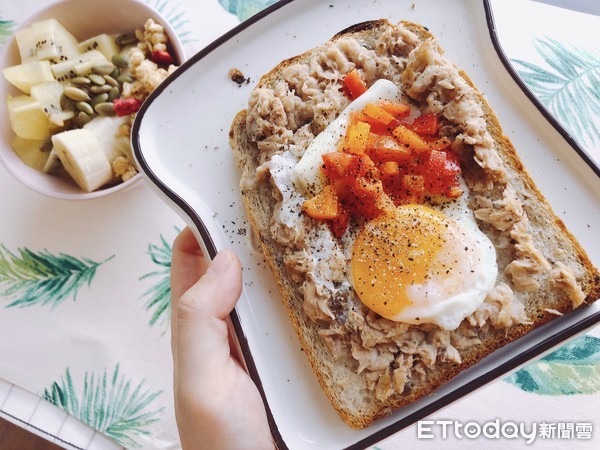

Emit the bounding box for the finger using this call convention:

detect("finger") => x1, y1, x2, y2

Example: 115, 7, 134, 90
171, 227, 208, 302
170, 227, 209, 359
173, 249, 243, 379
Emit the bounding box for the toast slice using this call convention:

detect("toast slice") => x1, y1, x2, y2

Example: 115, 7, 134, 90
229, 19, 600, 428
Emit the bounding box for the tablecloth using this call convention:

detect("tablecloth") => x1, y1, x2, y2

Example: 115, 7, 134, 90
0, 0, 598, 449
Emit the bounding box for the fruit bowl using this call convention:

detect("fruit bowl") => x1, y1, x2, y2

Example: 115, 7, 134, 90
0, 0, 185, 200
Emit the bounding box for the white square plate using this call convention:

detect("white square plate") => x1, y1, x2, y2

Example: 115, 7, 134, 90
132, 1, 600, 448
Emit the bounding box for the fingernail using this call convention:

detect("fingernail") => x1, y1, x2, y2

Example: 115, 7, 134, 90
207, 249, 233, 276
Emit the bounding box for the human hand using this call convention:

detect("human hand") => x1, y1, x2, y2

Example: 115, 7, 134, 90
170, 227, 273, 450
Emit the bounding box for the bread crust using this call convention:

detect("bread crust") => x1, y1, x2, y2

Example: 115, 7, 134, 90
229, 19, 600, 428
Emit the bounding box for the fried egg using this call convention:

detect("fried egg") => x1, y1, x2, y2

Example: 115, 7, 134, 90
350, 196, 497, 330
292, 79, 498, 330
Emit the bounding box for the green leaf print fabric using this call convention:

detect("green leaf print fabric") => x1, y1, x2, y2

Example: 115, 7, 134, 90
0, 246, 113, 309
512, 38, 600, 151
0, 20, 16, 45
506, 335, 600, 395
43, 364, 163, 448
140, 231, 176, 331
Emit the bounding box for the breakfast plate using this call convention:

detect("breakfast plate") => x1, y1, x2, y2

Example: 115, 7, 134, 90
132, 0, 600, 448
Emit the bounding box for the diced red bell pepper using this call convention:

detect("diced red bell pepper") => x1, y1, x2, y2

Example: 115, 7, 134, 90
329, 205, 350, 238
322, 151, 375, 181
322, 152, 356, 179
362, 103, 396, 126
341, 121, 371, 154
410, 114, 439, 135
343, 68, 367, 99
379, 100, 411, 119
415, 150, 462, 197
343, 177, 384, 220
366, 134, 411, 163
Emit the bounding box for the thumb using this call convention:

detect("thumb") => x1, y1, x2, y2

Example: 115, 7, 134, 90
172, 249, 242, 377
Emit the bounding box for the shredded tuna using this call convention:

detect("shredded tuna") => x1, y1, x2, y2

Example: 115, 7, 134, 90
468, 283, 531, 329
318, 326, 347, 360
474, 188, 523, 232
351, 340, 396, 373
505, 258, 542, 291
375, 368, 394, 401
550, 262, 586, 308
284, 250, 312, 283
302, 275, 335, 322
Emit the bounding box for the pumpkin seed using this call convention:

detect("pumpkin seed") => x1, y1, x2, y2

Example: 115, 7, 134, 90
92, 60, 115, 75
60, 94, 74, 111
71, 76, 91, 85
107, 86, 120, 102
75, 111, 93, 127
111, 54, 129, 69
91, 93, 109, 107
117, 74, 134, 84
90, 84, 112, 94
95, 102, 116, 116
110, 67, 120, 79
115, 32, 137, 47
103, 75, 119, 88
64, 86, 91, 102
88, 73, 106, 85
75, 101, 94, 115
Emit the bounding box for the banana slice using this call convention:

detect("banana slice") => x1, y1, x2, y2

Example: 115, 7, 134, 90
51, 129, 112, 192
83, 116, 132, 162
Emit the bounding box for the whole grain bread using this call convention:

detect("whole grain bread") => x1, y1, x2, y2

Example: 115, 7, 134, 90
229, 19, 600, 428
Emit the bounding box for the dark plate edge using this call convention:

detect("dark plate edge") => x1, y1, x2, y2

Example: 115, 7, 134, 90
131, 1, 600, 449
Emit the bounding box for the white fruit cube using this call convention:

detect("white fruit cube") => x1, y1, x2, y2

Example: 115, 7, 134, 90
48, 110, 75, 128
31, 19, 81, 63
52, 129, 112, 192
79, 34, 120, 61
14, 26, 38, 63
11, 136, 49, 172
30, 80, 64, 115
2, 60, 54, 94
50, 60, 77, 82
7, 94, 50, 140
52, 50, 107, 79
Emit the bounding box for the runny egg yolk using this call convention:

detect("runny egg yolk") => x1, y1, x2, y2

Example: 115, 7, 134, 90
351, 205, 447, 319
350, 203, 497, 329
